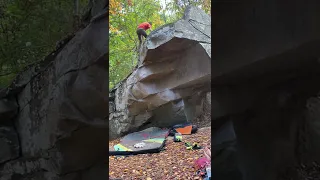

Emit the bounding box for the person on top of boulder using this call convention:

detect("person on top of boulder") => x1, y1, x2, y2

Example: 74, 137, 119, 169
136, 22, 152, 45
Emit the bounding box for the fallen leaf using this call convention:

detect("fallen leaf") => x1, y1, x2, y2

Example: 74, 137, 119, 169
109, 127, 211, 179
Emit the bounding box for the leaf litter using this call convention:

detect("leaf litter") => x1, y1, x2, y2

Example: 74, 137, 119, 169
109, 127, 211, 179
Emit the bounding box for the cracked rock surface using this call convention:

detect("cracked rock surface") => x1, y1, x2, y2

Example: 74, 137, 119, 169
0, 1, 108, 179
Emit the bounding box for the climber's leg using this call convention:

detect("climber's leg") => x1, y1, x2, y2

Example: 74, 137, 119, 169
138, 34, 142, 44
141, 30, 147, 40
136, 28, 147, 44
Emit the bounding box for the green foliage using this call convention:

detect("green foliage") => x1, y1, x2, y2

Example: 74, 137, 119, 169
109, 0, 165, 89
166, 0, 211, 17
0, 0, 89, 88
0, 0, 210, 89
109, 0, 211, 89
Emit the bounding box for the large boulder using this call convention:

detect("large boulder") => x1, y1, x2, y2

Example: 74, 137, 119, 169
0, 1, 108, 180
213, 1, 320, 179
109, 6, 211, 139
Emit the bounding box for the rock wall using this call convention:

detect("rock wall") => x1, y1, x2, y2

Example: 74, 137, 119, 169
211, 62, 320, 180
222, 75, 320, 180
109, 6, 211, 140
0, 1, 109, 179
212, 1, 320, 179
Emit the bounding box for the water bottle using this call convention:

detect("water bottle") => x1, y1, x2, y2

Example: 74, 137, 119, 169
205, 167, 211, 180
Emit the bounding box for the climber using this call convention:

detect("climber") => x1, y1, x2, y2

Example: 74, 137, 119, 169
136, 22, 152, 45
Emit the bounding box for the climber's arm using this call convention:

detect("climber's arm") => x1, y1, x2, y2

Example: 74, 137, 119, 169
148, 24, 152, 31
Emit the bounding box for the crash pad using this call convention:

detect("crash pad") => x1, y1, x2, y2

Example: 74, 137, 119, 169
114, 144, 132, 151
169, 123, 198, 136
176, 125, 192, 135
109, 127, 169, 156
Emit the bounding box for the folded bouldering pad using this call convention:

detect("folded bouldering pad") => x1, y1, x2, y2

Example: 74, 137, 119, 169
176, 125, 192, 134
169, 123, 198, 136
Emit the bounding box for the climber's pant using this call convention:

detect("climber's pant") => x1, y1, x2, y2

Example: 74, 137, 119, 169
136, 28, 147, 44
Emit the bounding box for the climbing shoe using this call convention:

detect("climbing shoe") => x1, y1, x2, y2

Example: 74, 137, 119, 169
185, 142, 192, 150
174, 133, 182, 142
185, 142, 202, 150
192, 143, 202, 150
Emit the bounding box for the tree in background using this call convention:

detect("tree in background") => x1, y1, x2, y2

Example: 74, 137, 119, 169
0, 0, 89, 87
109, 0, 211, 89
0, 0, 210, 89
109, 0, 164, 89
168, 0, 211, 17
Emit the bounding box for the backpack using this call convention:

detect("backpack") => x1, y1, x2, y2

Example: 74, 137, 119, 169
194, 157, 210, 171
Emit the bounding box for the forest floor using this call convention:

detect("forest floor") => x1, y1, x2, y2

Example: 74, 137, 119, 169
109, 126, 211, 180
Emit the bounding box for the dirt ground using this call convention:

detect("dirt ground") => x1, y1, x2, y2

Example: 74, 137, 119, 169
109, 127, 211, 180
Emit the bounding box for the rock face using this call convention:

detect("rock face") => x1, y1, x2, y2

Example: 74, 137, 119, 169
109, 6, 211, 139
0, 126, 19, 164
0, 2, 108, 180
213, 1, 320, 180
